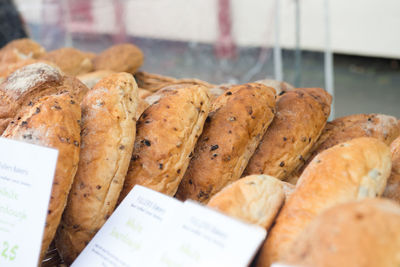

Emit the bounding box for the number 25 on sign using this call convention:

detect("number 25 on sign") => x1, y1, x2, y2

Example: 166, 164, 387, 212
1, 241, 18, 261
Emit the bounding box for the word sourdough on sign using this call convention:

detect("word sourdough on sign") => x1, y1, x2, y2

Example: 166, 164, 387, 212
73, 186, 267, 267
0, 138, 58, 267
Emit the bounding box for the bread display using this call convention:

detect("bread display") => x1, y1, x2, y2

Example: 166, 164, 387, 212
118, 84, 211, 201
93, 43, 144, 73
207, 175, 284, 229
2, 93, 81, 261
40, 47, 93, 76
0, 38, 45, 64
256, 137, 392, 267
383, 136, 400, 202
175, 83, 276, 203
244, 88, 331, 180
0, 62, 88, 134
282, 198, 400, 267
76, 70, 116, 89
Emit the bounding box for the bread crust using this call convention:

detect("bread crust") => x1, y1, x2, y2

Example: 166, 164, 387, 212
56, 73, 138, 264
0, 38, 45, 64
77, 70, 116, 89
118, 84, 211, 201
244, 88, 331, 180
2, 93, 81, 261
256, 137, 392, 267
283, 199, 400, 267
93, 43, 144, 73
175, 83, 276, 203
207, 175, 284, 229
0, 63, 88, 134
40, 48, 93, 76
383, 136, 400, 202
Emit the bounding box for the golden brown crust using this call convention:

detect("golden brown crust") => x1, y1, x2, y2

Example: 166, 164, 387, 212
56, 73, 138, 264
118, 84, 211, 201
0, 63, 89, 134
77, 70, 116, 88
256, 137, 392, 267
207, 175, 284, 229
93, 43, 144, 73
175, 83, 276, 203
254, 79, 295, 94
135, 89, 153, 120
283, 199, 400, 267
244, 88, 331, 180
40, 48, 93, 76
2, 93, 81, 261
383, 136, 400, 202
0, 38, 45, 64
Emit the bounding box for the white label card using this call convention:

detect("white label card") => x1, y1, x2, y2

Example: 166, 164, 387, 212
73, 186, 267, 267
0, 138, 58, 267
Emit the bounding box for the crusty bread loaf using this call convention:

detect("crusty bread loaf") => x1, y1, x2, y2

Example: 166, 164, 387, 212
175, 83, 276, 203
0, 38, 45, 64
256, 137, 392, 267
208, 175, 284, 229
40, 48, 93, 76
244, 88, 331, 180
0, 62, 88, 134
93, 43, 144, 74
383, 136, 400, 202
2, 93, 81, 261
118, 84, 211, 201
77, 70, 115, 88
56, 73, 138, 264
282, 198, 400, 267
296, 113, 400, 177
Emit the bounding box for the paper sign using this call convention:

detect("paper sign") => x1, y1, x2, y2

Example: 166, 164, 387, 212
0, 138, 58, 267
72, 186, 183, 267
73, 186, 267, 267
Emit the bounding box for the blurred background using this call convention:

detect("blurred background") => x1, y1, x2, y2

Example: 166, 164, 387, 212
4, 0, 400, 118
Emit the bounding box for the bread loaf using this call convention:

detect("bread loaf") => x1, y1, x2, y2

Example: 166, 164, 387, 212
56, 73, 138, 264
256, 137, 392, 267
2, 93, 81, 261
77, 70, 115, 89
244, 88, 331, 180
208, 175, 284, 229
175, 83, 276, 203
0, 62, 88, 134
383, 136, 400, 202
118, 84, 211, 201
93, 43, 144, 73
282, 199, 400, 267
40, 48, 93, 76
0, 38, 45, 64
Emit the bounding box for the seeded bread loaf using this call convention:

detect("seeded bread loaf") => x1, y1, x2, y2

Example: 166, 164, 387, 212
77, 70, 115, 89
56, 73, 138, 264
2, 93, 81, 261
93, 43, 144, 74
175, 83, 276, 203
256, 137, 392, 267
244, 88, 331, 180
0, 63, 88, 134
282, 199, 400, 267
118, 84, 211, 201
208, 175, 284, 229
383, 136, 400, 202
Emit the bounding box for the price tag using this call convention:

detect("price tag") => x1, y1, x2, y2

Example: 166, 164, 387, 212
0, 138, 58, 267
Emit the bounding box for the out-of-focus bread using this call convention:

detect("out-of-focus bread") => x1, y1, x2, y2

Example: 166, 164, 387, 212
40, 47, 93, 76
77, 70, 116, 89
383, 136, 400, 202
0, 38, 45, 64
244, 88, 331, 180
254, 79, 295, 94
256, 137, 392, 267
175, 83, 276, 203
57, 73, 138, 264
118, 84, 211, 201
93, 43, 144, 74
134, 71, 177, 92
208, 175, 284, 229
2, 93, 81, 261
280, 181, 295, 201
0, 63, 89, 134
282, 198, 400, 267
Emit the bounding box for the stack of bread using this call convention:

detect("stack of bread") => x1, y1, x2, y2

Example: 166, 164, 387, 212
1, 38, 400, 267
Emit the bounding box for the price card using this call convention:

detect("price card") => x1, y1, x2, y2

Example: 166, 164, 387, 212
150, 200, 267, 267
0, 138, 58, 267
72, 185, 183, 267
